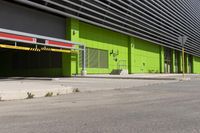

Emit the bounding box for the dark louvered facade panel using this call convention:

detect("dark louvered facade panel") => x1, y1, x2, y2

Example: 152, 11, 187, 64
14, 0, 200, 56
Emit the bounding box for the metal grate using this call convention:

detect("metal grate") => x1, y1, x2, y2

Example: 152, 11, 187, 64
99, 50, 108, 68
89, 48, 98, 68
79, 47, 108, 68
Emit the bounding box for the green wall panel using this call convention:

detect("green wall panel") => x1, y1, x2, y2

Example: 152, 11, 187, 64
160, 46, 165, 73
78, 22, 129, 74
62, 18, 79, 76
130, 38, 161, 73
128, 37, 134, 74
193, 56, 200, 74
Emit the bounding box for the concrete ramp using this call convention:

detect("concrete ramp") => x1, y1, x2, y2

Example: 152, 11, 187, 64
0, 81, 73, 100
110, 69, 128, 75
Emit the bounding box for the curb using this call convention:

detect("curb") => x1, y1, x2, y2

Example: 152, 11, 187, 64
74, 76, 177, 80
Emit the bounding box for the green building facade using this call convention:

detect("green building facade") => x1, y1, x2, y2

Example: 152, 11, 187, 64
62, 18, 200, 76
1, 18, 200, 77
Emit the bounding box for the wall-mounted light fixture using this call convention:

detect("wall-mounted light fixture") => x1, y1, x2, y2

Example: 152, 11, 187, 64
72, 30, 76, 35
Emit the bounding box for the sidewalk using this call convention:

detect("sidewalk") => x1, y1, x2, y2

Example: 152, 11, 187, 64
0, 74, 199, 101
75, 74, 200, 80
55, 74, 200, 93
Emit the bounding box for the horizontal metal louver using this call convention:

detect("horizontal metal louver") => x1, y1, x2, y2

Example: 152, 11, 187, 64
13, 0, 200, 57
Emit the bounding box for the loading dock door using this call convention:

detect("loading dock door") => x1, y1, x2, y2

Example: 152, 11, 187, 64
0, 1, 66, 39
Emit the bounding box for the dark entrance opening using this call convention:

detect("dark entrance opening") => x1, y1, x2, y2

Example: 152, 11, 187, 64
188, 54, 193, 73
164, 48, 172, 73
0, 48, 63, 77
174, 50, 179, 73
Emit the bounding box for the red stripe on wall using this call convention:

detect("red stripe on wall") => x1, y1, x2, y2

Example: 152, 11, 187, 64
48, 40, 73, 47
0, 32, 34, 42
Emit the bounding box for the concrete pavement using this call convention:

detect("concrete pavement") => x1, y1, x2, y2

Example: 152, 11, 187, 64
0, 79, 200, 133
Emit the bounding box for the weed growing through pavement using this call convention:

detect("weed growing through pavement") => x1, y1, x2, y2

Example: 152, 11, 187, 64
26, 92, 34, 99
45, 92, 54, 97
73, 88, 80, 93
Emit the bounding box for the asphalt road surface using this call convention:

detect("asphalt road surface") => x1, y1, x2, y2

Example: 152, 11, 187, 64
0, 79, 200, 133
